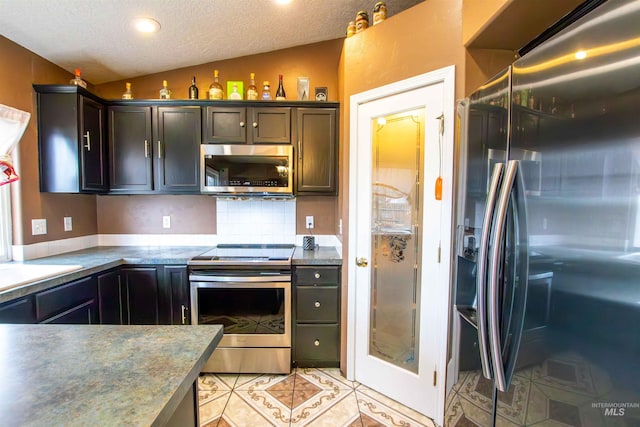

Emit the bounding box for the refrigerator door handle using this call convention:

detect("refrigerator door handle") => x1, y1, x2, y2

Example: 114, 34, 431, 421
488, 160, 519, 392
476, 162, 504, 380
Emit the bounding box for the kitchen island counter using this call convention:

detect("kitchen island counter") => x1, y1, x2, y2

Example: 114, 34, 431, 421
0, 324, 223, 426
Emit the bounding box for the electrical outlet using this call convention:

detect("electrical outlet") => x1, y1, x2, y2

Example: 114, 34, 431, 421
162, 215, 171, 229
31, 219, 47, 235
305, 215, 314, 229
64, 216, 73, 232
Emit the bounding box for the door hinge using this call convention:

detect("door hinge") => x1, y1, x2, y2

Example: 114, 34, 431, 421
437, 113, 444, 135
433, 370, 437, 386
437, 241, 441, 263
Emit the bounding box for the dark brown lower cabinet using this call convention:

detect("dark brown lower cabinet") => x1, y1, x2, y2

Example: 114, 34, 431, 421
35, 276, 98, 324
123, 267, 160, 324
292, 265, 341, 367
97, 269, 124, 324
165, 266, 190, 325
0, 296, 36, 323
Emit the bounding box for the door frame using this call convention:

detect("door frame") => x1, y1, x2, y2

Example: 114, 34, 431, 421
347, 66, 455, 426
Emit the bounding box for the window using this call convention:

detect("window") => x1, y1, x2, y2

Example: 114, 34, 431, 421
0, 185, 11, 261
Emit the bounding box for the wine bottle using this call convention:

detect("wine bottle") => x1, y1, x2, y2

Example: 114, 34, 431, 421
275, 74, 286, 100
247, 73, 258, 100
122, 82, 133, 99
209, 70, 224, 100
159, 80, 171, 99
189, 76, 199, 100
261, 81, 272, 100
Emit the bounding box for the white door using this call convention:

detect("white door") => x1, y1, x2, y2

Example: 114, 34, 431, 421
348, 68, 454, 425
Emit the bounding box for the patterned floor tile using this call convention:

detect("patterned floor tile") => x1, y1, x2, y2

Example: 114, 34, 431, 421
444, 393, 492, 427
526, 382, 605, 427
226, 389, 292, 426
295, 368, 356, 390
355, 388, 436, 427
199, 373, 238, 404
531, 353, 612, 398
292, 390, 361, 426
199, 390, 231, 426
235, 372, 297, 391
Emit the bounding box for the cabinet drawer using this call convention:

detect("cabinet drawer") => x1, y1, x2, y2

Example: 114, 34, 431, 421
295, 267, 339, 285
295, 324, 339, 361
296, 287, 338, 322
36, 276, 97, 321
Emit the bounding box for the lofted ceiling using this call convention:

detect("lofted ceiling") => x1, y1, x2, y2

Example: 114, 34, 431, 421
0, 0, 423, 85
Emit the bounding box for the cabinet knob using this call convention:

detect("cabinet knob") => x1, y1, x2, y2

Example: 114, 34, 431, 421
314, 339, 320, 346
314, 272, 321, 279
314, 301, 321, 308
252, 122, 258, 128
239, 121, 245, 128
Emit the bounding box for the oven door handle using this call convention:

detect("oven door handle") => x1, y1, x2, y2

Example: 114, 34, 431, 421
188, 274, 291, 283
190, 280, 291, 289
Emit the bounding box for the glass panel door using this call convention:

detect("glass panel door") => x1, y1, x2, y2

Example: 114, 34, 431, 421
370, 109, 425, 373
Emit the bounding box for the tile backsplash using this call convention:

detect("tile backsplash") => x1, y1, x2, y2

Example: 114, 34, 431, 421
216, 198, 296, 244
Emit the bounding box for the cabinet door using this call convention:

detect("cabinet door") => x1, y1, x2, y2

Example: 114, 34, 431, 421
80, 96, 108, 191
123, 267, 160, 325
154, 107, 201, 193
295, 108, 336, 194
109, 106, 153, 192
203, 106, 247, 143
164, 266, 190, 325
41, 300, 97, 324
97, 269, 123, 324
35, 276, 98, 323
250, 107, 291, 144
0, 296, 36, 323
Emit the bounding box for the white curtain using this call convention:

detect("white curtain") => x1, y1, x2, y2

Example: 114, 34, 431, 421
0, 104, 31, 186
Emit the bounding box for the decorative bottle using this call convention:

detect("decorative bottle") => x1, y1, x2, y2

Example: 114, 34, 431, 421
247, 73, 259, 100
188, 76, 199, 100
208, 70, 224, 100
159, 80, 171, 99
275, 74, 286, 101
228, 83, 242, 100
70, 68, 87, 88
122, 82, 133, 99
261, 81, 272, 100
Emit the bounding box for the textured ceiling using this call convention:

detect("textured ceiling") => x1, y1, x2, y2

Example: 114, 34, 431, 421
0, 0, 423, 84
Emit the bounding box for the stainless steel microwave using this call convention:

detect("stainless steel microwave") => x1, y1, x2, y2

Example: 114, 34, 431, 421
200, 144, 294, 196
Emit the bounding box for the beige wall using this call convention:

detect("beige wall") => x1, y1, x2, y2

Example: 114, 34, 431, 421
0, 35, 98, 245
337, 0, 467, 372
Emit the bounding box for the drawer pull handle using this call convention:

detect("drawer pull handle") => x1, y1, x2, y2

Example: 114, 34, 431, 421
181, 305, 187, 325
314, 301, 321, 308
314, 339, 320, 346
314, 272, 321, 279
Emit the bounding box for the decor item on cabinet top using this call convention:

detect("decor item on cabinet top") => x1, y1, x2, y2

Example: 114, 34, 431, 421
226, 81, 244, 100
355, 10, 369, 32
247, 73, 259, 100
69, 68, 87, 88
189, 76, 199, 100
209, 70, 224, 100
0, 104, 30, 186
159, 80, 171, 99
261, 81, 272, 100
373, 1, 387, 25
122, 82, 133, 99
297, 77, 309, 100
315, 87, 327, 102
275, 74, 286, 100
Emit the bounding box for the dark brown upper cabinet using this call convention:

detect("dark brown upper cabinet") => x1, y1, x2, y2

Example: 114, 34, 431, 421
295, 107, 337, 195
107, 105, 201, 194
203, 106, 291, 144
34, 85, 108, 193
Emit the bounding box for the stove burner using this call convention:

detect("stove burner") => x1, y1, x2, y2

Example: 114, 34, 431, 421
188, 244, 295, 266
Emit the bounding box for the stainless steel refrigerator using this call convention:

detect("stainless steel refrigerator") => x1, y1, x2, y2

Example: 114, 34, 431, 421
447, 0, 640, 425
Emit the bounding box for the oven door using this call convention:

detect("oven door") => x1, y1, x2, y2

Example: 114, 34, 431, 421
190, 274, 291, 348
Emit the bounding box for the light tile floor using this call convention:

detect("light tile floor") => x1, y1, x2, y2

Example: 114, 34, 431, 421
198, 367, 437, 427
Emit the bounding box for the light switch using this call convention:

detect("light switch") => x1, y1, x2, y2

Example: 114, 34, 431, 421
64, 217, 73, 232
163, 215, 171, 229
32, 219, 47, 235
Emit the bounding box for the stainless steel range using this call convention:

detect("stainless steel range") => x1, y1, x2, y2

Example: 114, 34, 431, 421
188, 244, 294, 374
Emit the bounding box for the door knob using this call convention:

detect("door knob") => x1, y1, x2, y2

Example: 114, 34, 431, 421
356, 257, 368, 267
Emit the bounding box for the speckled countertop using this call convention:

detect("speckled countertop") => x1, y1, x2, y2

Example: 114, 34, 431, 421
292, 246, 342, 265
0, 324, 223, 427
0, 245, 342, 304
0, 246, 212, 303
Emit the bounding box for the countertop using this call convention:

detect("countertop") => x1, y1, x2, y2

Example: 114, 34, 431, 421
0, 324, 223, 426
0, 245, 342, 304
